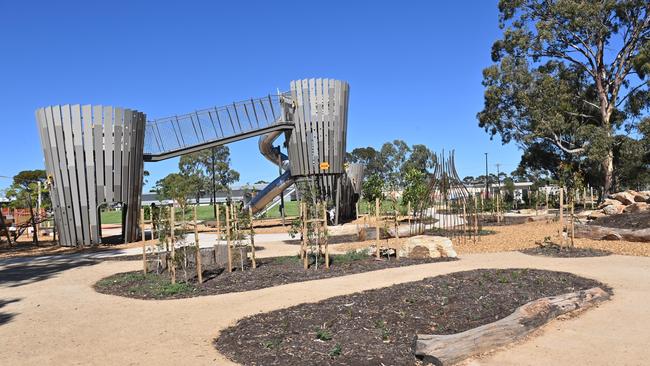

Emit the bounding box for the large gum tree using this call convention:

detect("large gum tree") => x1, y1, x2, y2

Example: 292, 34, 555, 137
478, 0, 649, 194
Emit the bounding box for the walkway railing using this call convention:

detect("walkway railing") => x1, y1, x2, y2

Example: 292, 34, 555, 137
143, 92, 293, 160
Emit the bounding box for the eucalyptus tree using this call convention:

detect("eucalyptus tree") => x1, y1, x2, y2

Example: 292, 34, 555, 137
478, 0, 650, 194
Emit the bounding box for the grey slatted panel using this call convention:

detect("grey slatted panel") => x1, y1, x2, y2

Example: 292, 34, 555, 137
36, 109, 65, 243
82, 105, 99, 243
289, 82, 300, 174
93, 106, 105, 203
47, 106, 74, 246
104, 106, 114, 202
134, 111, 146, 240
122, 110, 132, 240
303, 79, 315, 175
334, 81, 343, 173
113, 108, 123, 201
298, 80, 309, 175
291, 81, 305, 175
323, 79, 331, 175
342, 82, 350, 172
121, 110, 132, 202
71, 105, 90, 245
61, 105, 83, 245
125, 111, 138, 240
315, 78, 325, 173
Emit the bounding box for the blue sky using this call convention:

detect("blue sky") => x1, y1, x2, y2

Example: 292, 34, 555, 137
0, 0, 521, 192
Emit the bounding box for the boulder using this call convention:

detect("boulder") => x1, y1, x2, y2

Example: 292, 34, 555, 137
597, 199, 623, 209
611, 191, 635, 205
399, 235, 457, 259
623, 202, 649, 214
602, 205, 625, 215
632, 192, 650, 202
587, 211, 606, 220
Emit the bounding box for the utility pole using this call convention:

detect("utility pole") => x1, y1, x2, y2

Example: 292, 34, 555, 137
484, 153, 489, 199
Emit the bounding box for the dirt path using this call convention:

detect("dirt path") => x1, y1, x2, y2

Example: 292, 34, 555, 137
0, 252, 648, 365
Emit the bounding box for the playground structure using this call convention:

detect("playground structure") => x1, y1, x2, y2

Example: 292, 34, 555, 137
36, 78, 362, 247
419, 150, 481, 243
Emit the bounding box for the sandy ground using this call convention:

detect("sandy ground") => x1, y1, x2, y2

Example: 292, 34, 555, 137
0, 250, 648, 366
5, 219, 649, 260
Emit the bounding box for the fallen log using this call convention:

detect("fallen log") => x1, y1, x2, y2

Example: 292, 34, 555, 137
574, 223, 650, 242
415, 287, 610, 365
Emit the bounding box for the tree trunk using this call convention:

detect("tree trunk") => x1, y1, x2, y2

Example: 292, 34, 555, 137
27, 197, 38, 245
415, 287, 610, 365
603, 149, 614, 195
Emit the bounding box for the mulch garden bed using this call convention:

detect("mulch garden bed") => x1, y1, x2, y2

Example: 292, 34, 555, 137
215, 268, 611, 366
94, 254, 456, 300
520, 246, 612, 258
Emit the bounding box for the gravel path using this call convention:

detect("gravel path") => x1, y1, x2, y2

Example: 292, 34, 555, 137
0, 251, 649, 365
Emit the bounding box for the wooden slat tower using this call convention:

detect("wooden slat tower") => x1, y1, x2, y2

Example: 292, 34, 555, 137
35, 106, 146, 246
286, 79, 352, 223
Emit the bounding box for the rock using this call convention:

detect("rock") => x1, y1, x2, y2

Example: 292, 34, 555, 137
598, 199, 623, 209
623, 202, 649, 214
602, 205, 625, 215
632, 192, 650, 202
587, 211, 606, 220
436, 239, 458, 258
611, 191, 635, 205
399, 235, 456, 259
361, 245, 396, 257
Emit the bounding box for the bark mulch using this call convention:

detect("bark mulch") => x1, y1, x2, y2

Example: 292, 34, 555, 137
520, 246, 612, 258
94, 254, 457, 300
215, 268, 610, 366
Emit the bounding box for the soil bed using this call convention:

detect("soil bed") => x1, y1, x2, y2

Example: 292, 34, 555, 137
94, 254, 456, 299
215, 268, 610, 366
588, 211, 650, 230
520, 246, 611, 258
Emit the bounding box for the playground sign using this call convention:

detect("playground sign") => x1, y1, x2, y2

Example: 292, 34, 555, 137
319, 162, 330, 170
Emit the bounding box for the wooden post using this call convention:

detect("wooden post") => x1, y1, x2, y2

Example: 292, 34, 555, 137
545, 190, 549, 209
407, 201, 412, 235
462, 202, 467, 240
323, 204, 329, 269
570, 199, 575, 247
473, 195, 479, 243
496, 193, 501, 223
225, 203, 232, 272
170, 205, 176, 284
141, 209, 147, 274
559, 188, 564, 246
193, 205, 203, 283
394, 207, 399, 239
249, 207, 256, 269
302, 202, 308, 269
216, 204, 221, 246
582, 187, 587, 209
299, 202, 305, 259
590, 187, 595, 209
375, 197, 380, 259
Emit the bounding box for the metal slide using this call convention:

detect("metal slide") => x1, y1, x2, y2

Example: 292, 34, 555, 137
244, 129, 295, 214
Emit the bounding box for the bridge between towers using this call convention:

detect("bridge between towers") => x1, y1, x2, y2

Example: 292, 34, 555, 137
143, 93, 294, 162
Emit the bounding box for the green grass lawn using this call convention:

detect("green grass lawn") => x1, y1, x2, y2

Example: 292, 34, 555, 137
100, 201, 302, 225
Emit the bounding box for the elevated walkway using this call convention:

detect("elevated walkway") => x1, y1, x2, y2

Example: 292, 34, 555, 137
143, 93, 293, 162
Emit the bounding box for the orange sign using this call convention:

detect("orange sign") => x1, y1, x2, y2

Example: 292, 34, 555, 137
319, 162, 330, 170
